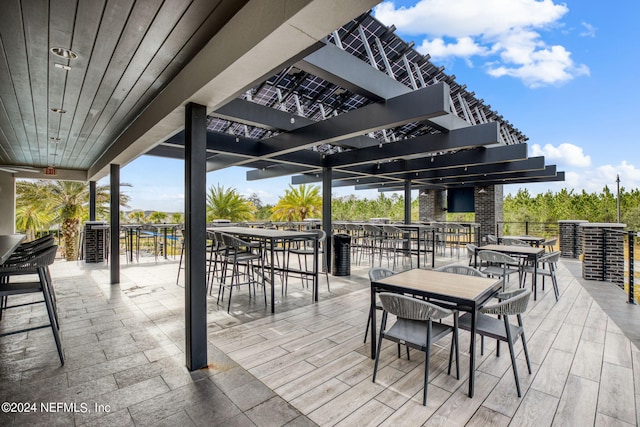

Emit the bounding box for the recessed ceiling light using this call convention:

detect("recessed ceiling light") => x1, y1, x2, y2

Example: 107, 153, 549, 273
49, 137, 61, 143
50, 47, 78, 59
51, 153, 58, 156
54, 63, 71, 71
51, 108, 66, 114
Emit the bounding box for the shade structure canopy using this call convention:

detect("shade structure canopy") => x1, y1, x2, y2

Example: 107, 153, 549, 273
146, 11, 563, 191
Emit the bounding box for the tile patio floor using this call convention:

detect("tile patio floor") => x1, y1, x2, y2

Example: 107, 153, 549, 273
0, 249, 639, 426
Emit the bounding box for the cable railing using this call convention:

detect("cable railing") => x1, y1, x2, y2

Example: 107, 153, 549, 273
496, 221, 559, 240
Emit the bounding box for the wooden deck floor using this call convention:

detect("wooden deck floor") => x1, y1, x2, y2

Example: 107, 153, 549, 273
0, 252, 638, 426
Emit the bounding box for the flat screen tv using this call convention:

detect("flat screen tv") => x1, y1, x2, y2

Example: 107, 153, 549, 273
447, 187, 475, 213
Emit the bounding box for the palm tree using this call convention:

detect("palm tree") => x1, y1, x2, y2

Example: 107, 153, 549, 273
206, 184, 255, 222
147, 211, 168, 223
15, 181, 52, 241
16, 179, 130, 261
271, 184, 321, 221
128, 210, 146, 224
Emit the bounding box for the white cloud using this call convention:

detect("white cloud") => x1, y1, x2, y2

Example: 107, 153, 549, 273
530, 143, 591, 167
374, 0, 589, 87
580, 22, 596, 38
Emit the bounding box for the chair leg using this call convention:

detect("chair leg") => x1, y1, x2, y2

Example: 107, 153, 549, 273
504, 316, 522, 397
423, 323, 432, 406
372, 313, 387, 383
40, 272, 64, 365
364, 305, 372, 343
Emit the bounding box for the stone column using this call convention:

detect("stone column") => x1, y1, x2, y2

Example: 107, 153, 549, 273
474, 185, 503, 242
0, 172, 15, 235
418, 189, 446, 222
558, 220, 587, 258
581, 223, 625, 284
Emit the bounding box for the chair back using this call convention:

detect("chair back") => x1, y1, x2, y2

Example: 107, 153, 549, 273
368, 267, 397, 282
543, 238, 557, 251
478, 250, 519, 266
466, 243, 477, 256
486, 234, 498, 244
502, 238, 529, 246
480, 288, 531, 316
363, 224, 383, 236
0, 244, 58, 273
538, 251, 560, 264
436, 265, 484, 277
378, 293, 451, 321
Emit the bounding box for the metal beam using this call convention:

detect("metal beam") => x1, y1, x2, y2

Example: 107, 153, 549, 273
322, 167, 332, 273
327, 122, 499, 168
343, 143, 528, 176
404, 180, 411, 223
89, 181, 96, 221
253, 83, 451, 158
296, 42, 469, 131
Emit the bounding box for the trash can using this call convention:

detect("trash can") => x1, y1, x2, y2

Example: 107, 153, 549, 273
332, 233, 351, 276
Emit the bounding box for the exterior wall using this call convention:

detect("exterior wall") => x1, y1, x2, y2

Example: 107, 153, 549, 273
581, 223, 625, 284
0, 172, 15, 234
474, 185, 503, 242
418, 189, 446, 222
558, 220, 587, 258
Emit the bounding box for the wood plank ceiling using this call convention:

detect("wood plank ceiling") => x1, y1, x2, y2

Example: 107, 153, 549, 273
0, 0, 248, 171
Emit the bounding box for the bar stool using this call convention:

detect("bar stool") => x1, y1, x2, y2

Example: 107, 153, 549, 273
0, 244, 64, 365
288, 229, 330, 293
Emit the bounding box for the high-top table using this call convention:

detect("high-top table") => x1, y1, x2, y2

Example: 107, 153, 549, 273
499, 235, 545, 247
0, 234, 26, 265
208, 227, 319, 313
370, 268, 501, 398
475, 244, 545, 299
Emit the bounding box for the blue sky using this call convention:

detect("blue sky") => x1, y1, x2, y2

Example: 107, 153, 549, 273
110, 0, 640, 212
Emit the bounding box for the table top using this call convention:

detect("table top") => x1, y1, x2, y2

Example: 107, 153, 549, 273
208, 226, 317, 240
0, 234, 26, 265
479, 244, 545, 256
373, 268, 501, 302
502, 235, 545, 243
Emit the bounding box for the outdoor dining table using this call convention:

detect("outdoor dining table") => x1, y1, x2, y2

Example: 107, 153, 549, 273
208, 226, 319, 313
474, 244, 545, 299
121, 224, 142, 262
499, 235, 545, 246
394, 223, 437, 268
370, 268, 501, 398
0, 234, 26, 265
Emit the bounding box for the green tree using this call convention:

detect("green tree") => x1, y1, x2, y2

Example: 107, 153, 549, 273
271, 184, 321, 222
128, 211, 146, 224
147, 211, 168, 223
170, 212, 184, 224
206, 184, 255, 222
16, 179, 130, 260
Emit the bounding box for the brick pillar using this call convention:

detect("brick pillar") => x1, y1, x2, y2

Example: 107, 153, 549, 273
418, 189, 446, 222
558, 220, 587, 258
84, 221, 107, 263
581, 223, 625, 284
474, 185, 503, 242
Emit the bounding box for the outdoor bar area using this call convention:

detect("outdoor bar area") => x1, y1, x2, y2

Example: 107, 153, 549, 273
0, 1, 639, 426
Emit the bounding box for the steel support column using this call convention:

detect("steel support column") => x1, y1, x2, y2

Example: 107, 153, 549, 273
109, 165, 120, 284
404, 180, 411, 224
322, 167, 332, 273
185, 103, 207, 371
89, 181, 96, 221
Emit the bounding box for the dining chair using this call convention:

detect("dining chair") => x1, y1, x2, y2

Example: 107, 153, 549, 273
217, 233, 266, 313
365, 267, 397, 343
466, 243, 478, 267
0, 244, 64, 365
382, 225, 412, 270
373, 292, 459, 406
520, 251, 561, 301
288, 229, 329, 293
436, 264, 484, 277
361, 224, 385, 266
477, 250, 521, 291
457, 288, 532, 397
486, 234, 498, 244
542, 237, 557, 252
502, 237, 530, 247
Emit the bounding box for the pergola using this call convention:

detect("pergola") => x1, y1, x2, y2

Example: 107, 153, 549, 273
0, 1, 563, 371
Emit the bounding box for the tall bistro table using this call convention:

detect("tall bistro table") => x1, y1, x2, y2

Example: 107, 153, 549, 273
208, 227, 319, 313
475, 244, 545, 299
149, 223, 180, 259
499, 235, 545, 247
370, 268, 501, 398
0, 234, 26, 265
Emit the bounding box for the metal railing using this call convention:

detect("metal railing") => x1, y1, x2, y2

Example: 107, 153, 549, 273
496, 221, 559, 239
603, 228, 638, 305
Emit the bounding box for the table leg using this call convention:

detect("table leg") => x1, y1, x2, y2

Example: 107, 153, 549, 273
533, 255, 538, 300
313, 237, 319, 302
129, 230, 134, 263
370, 284, 377, 359
164, 228, 168, 259
469, 307, 477, 397
270, 238, 275, 314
